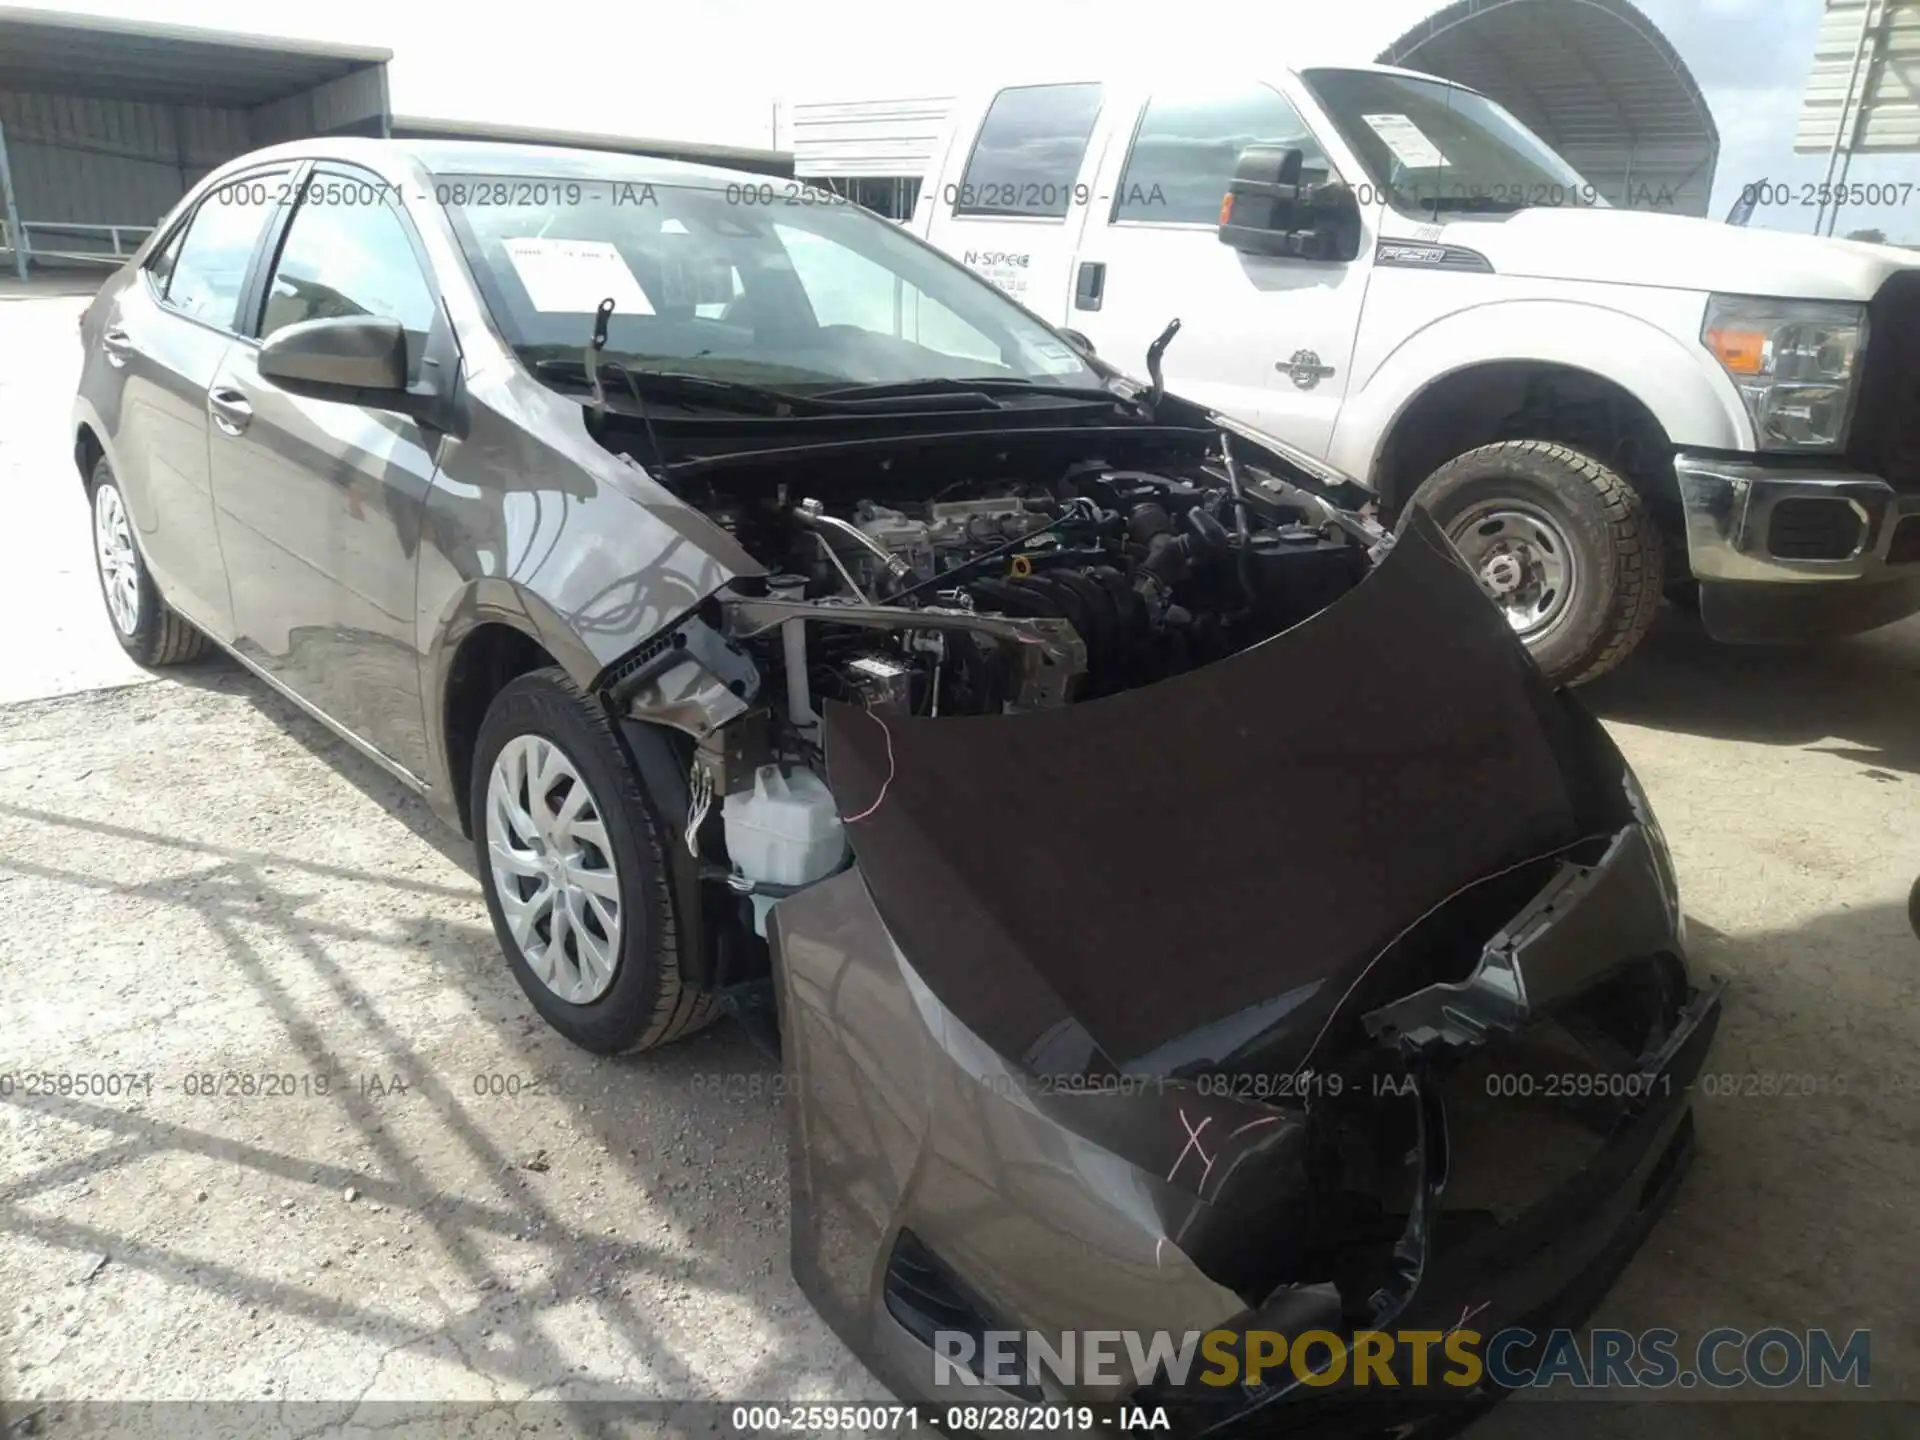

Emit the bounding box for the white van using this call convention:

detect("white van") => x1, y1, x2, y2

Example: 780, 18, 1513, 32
893, 69, 1920, 684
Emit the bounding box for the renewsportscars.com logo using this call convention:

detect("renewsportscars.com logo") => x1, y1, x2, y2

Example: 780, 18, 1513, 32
933, 1326, 1872, 1393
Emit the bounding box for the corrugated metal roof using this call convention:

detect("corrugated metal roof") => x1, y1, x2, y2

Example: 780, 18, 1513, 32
0, 5, 388, 108
1796, 0, 1920, 153
0, 88, 249, 229
785, 97, 957, 177
1376, 0, 1720, 215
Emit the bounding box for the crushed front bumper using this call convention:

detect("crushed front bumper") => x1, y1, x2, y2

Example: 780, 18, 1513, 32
769, 511, 1721, 1431
771, 859, 1722, 1432
1674, 454, 1920, 641
1172, 980, 1722, 1437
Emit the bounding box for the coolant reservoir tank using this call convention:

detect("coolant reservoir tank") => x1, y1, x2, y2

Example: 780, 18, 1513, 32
722, 765, 849, 935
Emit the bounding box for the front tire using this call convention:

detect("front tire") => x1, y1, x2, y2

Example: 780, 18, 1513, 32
1409, 440, 1663, 686
88, 457, 209, 666
471, 667, 717, 1054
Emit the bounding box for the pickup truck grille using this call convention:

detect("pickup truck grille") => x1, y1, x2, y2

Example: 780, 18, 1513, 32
1768, 497, 1866, 560
1848, 271, 1920, 491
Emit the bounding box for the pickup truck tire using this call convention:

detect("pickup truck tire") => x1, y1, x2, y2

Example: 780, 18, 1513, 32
472, 667, 719, 1055
1410, 440, 1663, 687
87, 456, 211, 667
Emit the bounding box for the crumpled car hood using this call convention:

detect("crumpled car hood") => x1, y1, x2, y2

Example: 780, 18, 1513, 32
822, 507, 1618, 1078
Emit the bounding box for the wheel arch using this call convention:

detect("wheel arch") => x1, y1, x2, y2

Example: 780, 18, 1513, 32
74, 421, 106, 491
1368, 360, 1681, 523
425, 581, 602, 834
1331, 300, 1752, 516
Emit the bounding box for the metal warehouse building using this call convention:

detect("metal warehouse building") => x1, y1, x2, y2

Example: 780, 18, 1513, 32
784, 0, 1720, 219
0, 5, 791, 278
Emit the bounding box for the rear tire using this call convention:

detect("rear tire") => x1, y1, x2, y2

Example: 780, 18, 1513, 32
88, 456, 210, 666
471, 667, 718, 1054
1409, 440, 1663, 686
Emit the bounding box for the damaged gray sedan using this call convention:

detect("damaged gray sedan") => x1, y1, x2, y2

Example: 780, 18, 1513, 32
73, 138, 1720, 1429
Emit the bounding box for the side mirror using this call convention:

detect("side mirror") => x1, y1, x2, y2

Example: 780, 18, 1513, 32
1218, 145, 1362, 263
259, 315, 408, 393
258, 311, 462, 434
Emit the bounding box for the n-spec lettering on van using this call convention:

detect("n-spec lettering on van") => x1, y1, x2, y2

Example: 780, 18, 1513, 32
964, 251, 1030, 269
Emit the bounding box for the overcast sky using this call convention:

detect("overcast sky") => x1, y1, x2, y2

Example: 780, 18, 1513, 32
25, 0, 1920, 241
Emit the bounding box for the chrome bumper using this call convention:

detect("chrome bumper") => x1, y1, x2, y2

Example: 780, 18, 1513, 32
1674, 454, 1920, 585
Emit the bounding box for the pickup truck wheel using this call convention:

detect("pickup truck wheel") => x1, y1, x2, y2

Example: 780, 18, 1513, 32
88, 457, 210, 666
472, 668, 718, 1054
1411, 441, 1663, 686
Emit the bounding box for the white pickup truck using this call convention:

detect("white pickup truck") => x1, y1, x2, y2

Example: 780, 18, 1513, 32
893, 68, 1920, 684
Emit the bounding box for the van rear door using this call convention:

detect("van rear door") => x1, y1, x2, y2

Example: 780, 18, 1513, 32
921, 82, 1112, 325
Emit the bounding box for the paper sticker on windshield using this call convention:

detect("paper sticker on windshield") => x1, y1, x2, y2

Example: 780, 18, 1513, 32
502, 238, 655, 315
1362, 114, 1451, 169
1026, 339, 1082, 375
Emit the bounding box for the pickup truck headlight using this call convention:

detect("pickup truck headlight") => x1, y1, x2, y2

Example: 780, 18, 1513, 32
1702, 296, 1866, 452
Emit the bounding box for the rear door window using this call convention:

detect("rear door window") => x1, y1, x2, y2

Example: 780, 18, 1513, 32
162, 171, 293, 330
1116, 85, 1331, 226
954, 83, 1104, 219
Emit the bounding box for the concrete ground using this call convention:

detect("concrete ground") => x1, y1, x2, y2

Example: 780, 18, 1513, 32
0, 286, 151, 705
1, 286, 1917, 1436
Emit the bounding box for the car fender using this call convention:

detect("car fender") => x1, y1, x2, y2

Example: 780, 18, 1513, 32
414, 377, 763, 808
1328, 299, 1756, 487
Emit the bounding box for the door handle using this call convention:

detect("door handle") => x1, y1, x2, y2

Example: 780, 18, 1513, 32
102, 327, 133, 367
208, 387, 253, 436
1073, 261, 1106, 312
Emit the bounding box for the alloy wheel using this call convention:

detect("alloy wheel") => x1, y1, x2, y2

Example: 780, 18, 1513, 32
93, 483, 141, 636
484, 734, 624, 1003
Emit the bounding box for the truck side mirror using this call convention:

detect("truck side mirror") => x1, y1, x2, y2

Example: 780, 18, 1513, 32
1218, 145, 1362, 264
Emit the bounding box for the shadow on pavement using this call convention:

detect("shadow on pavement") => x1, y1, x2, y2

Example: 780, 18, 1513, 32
164, 653, 476, 877
0, 671, 867, 1423
1583, 608, 1920, 777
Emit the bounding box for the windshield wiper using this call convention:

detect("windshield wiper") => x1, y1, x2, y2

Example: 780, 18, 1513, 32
535, 360, 1111, 417
814, 375, 1128, 407
532, 358, 841, 416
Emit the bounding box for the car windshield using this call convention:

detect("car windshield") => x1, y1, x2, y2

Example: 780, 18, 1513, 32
437, 174, 1103, 395
1300, 68, 1606, 215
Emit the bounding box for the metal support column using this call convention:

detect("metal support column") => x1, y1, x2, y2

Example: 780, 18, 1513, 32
1816, 0, 1880, 237
1826, 0, 1896, 235
0, 120, 28, 281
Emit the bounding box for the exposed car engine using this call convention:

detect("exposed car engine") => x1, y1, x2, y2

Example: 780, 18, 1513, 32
598, 423, 1392, 965
709, 459, 1376, 726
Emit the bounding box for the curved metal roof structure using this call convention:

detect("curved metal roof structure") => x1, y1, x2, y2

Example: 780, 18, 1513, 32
1367, 0, 1721, 216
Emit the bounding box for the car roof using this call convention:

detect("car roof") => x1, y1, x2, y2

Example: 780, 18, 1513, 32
224, 136, 758, 190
